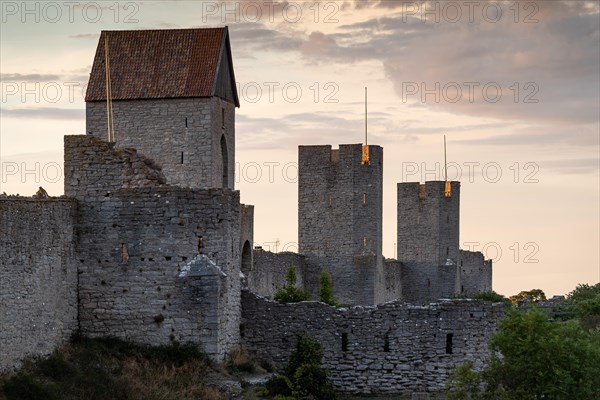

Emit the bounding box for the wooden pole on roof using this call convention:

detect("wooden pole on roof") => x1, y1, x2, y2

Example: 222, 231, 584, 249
444, 135, 452, 197
361, 87, 370, 165
365, 86, 368, 146
104, 33, 115, 142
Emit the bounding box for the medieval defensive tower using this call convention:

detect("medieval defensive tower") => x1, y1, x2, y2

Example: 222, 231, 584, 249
298, 144, 383, 305
85, 28, 239, 189
397, 181, 460, 266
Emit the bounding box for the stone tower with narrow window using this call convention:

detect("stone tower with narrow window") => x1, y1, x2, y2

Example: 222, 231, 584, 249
397, 181, 462, 302
298, 144, 383, 305
397, 181, 460, 266
85, 27, 239, 189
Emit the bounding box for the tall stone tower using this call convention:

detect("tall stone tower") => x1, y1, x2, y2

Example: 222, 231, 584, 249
298, 144, 383, 305
397, 181, 460, 266
85, 27, 239, 189
397, 181, 461, 302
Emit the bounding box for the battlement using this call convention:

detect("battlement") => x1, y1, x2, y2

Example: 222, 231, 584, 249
298, 143, 382, 167
398, 180, 460, 199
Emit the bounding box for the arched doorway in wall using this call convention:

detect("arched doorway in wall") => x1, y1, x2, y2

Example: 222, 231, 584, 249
221, 135, 228, 188
241, 240, 252, 275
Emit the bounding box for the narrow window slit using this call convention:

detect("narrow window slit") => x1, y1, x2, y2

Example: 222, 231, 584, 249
446, 333, 453, 354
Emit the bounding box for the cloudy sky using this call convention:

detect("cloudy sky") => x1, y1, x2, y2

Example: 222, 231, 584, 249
1, 0, 598, 297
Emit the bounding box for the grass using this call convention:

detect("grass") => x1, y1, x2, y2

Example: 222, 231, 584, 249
0, 335, 227, 400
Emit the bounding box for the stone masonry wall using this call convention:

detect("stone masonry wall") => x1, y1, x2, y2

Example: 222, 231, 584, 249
401, 263, 460, 304
298, 144, 383, 305
459, 250, 493, 295
397, 181, 460, 266
249, 250, 306, 299
241, 290, 503, 394
240, 204, 254, 276
64, 135, 241, 359
0, 198, 78, 371
86, 97, 235, 189
378, 259, 403, 303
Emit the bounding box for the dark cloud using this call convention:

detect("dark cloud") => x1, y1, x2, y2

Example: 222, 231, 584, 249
229, 22, 303, 55
284, 1, 600, 127
1, 107, 85, 120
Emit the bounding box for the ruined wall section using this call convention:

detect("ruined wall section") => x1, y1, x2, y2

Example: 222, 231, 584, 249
459, 250, 493, 295
298, 144, 383, 305
64, 135, 241, 359
0, 198, 78, 371
248, 250, 306, 299
242, 290, 503, 395
64, 135, 166, 198
377, 260, 403, 303
86, 97, 235, 189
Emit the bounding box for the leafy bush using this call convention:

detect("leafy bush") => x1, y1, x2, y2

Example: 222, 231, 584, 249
318, 270, 336, 306
446, 308, 600, 400
265, 375, 293, 397
265, 334, 336, 400
274, 266, 310, 304
292, 363, 336, 400
284, 335, 323, 379
567, 282, 600, 304
567, 283, 600, 327
445, 362, 481, 400
469, 291, 512, 307
509, 288, 546, 305
2, 374, 61, 400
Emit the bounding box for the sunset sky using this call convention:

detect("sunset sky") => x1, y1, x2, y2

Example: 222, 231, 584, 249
1, 0, 599, 297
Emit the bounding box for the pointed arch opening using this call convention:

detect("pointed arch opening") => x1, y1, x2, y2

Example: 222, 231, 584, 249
241, 240, 252, 275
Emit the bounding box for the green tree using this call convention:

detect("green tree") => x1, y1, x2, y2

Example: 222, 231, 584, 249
446, 362, 481, 400
274, 266, 310, 304
566, 282, 600, 304
470, 291, 512, 307
266, 335, 336, 399
446, 308, 600, 400
567, 283, 600, 328
509, 288, 546, 305
318, 270, 336, 306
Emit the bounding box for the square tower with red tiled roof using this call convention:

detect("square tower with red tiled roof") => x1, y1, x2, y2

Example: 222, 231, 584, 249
85, 27, 239, 189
